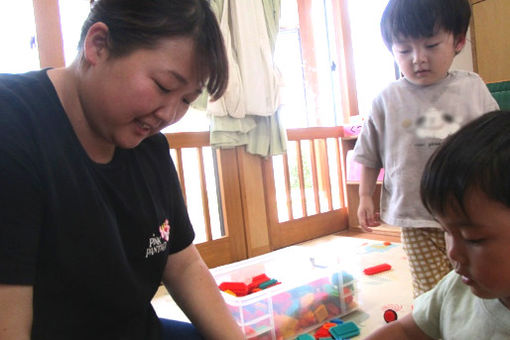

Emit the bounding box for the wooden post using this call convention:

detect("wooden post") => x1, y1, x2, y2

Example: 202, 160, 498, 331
32, 0, 65, 68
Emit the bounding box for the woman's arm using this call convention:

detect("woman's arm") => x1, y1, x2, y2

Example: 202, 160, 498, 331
162, 244, 244, 339
0, 284, 33, 340
364, 314, 434, 340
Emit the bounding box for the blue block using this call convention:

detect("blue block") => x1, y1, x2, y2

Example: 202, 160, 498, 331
329, 321, 360, 339
295, 334, 315, 340
342, 271, 354, 283
286, 300, 301, 315
330, 318, 344, 324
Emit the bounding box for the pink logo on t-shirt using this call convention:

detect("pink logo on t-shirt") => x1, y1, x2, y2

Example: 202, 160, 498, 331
159, 219, 170, 242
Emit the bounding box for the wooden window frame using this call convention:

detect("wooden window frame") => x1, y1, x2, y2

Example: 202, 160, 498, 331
32, 0, 66, 68
296, 0, 359, 124
34, 0, 359, 123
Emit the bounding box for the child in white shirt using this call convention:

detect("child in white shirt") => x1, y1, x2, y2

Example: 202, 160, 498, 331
353, 0, 499, 297
366, 110, 510, 339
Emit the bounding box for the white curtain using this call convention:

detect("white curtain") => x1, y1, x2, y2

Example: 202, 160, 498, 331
207, 0, 287, 157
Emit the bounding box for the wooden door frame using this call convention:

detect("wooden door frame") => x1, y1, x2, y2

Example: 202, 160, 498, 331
32, 0, 66, 68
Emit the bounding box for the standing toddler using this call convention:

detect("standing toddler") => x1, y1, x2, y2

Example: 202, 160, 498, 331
353, 0, 499, 297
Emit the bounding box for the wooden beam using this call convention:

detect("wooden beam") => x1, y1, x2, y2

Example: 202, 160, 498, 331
287, 126, 344, 141
271, 209, 349, 250
32, 0, 65, 68
165, 131, 210, 148
236, 148, 271, 257
296, 0, 321, 125
331, 0, 359, 120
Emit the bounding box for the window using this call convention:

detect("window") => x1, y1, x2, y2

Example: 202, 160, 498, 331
347, 0, 396, 117
275, 0, 343, 128
275, 0, 397, 127
271, 0, 398, 223
275, 0, 308, 128
59, 0, 90, 65
0, 1, 39, 73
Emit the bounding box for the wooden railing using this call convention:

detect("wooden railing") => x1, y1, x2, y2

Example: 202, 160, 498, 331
165, 132, 221, 244
283, 127, 347, 219
165, 131, 250, 267
263, 126, 350, 249
165, 127, 352, 261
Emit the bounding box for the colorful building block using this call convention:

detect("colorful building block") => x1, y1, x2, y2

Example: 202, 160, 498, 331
313, 304, 329, 323
363, 263, 392, 275
219, 282, 249, 296
329, 321, 360, 339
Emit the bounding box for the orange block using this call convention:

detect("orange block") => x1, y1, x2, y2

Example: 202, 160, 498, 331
322, 322, 337, 329
297, 310, 316, 328
313, 304, 329, 323
274, 314, 299, 338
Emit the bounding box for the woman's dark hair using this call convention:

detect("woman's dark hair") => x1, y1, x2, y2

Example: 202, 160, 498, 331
380, 0, 471, 50
421, 110, 510, 217
78, 0, 228, 100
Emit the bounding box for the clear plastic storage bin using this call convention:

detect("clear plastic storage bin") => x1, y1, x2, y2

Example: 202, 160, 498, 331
211, 248, 358, 340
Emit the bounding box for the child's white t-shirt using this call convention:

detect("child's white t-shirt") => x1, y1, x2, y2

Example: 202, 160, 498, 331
413, 270, 510, 339
353, 70, 499, 228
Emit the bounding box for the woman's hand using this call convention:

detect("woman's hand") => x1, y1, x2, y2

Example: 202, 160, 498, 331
162, 244, 244, 339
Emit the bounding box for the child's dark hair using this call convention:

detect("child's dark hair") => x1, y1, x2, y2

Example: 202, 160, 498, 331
380, 0, 471, 50
78, 0, 228, 100
421, 110, 510, 217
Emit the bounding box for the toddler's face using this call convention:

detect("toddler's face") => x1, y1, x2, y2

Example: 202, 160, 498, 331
437, 190, 510, 309
391, 29, 464, 86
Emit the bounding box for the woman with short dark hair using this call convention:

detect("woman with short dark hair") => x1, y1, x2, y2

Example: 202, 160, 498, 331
0, 1, 242, 339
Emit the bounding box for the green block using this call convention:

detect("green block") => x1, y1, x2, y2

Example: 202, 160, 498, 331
295, 334, 315, 340
259, 278, 277, 289
329, 321, 360, 339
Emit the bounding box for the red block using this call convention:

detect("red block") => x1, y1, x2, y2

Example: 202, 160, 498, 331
248, 273, 272, 293
314, 326, 330, 338
219, 282, 249, 296
363, 263, 392, 275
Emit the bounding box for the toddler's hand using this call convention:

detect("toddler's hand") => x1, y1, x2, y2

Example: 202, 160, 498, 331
358, 196, 381, 232
367, 212, 381, 226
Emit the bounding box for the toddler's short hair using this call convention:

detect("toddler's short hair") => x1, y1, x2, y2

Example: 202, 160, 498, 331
421, 110, 510, 217
380, 0, 471, 50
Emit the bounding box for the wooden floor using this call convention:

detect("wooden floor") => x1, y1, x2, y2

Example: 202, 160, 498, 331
336, 226, 401, 243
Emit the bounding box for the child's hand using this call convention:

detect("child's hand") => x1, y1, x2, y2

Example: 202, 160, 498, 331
358, 196, 381, 232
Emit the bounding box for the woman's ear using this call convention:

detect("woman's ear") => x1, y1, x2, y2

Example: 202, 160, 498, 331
83, 22, 110, 65
454, 34, 466, 54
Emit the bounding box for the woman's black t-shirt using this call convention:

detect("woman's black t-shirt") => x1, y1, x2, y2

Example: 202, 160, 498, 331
0, 70, 195, 339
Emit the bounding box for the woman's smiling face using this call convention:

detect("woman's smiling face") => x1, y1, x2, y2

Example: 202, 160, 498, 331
79, 33, 203, 152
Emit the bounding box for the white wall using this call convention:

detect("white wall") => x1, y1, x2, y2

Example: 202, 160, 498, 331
451, 27, 474, 72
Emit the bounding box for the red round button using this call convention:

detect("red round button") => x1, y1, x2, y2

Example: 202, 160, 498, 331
383, 309, 398, 323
